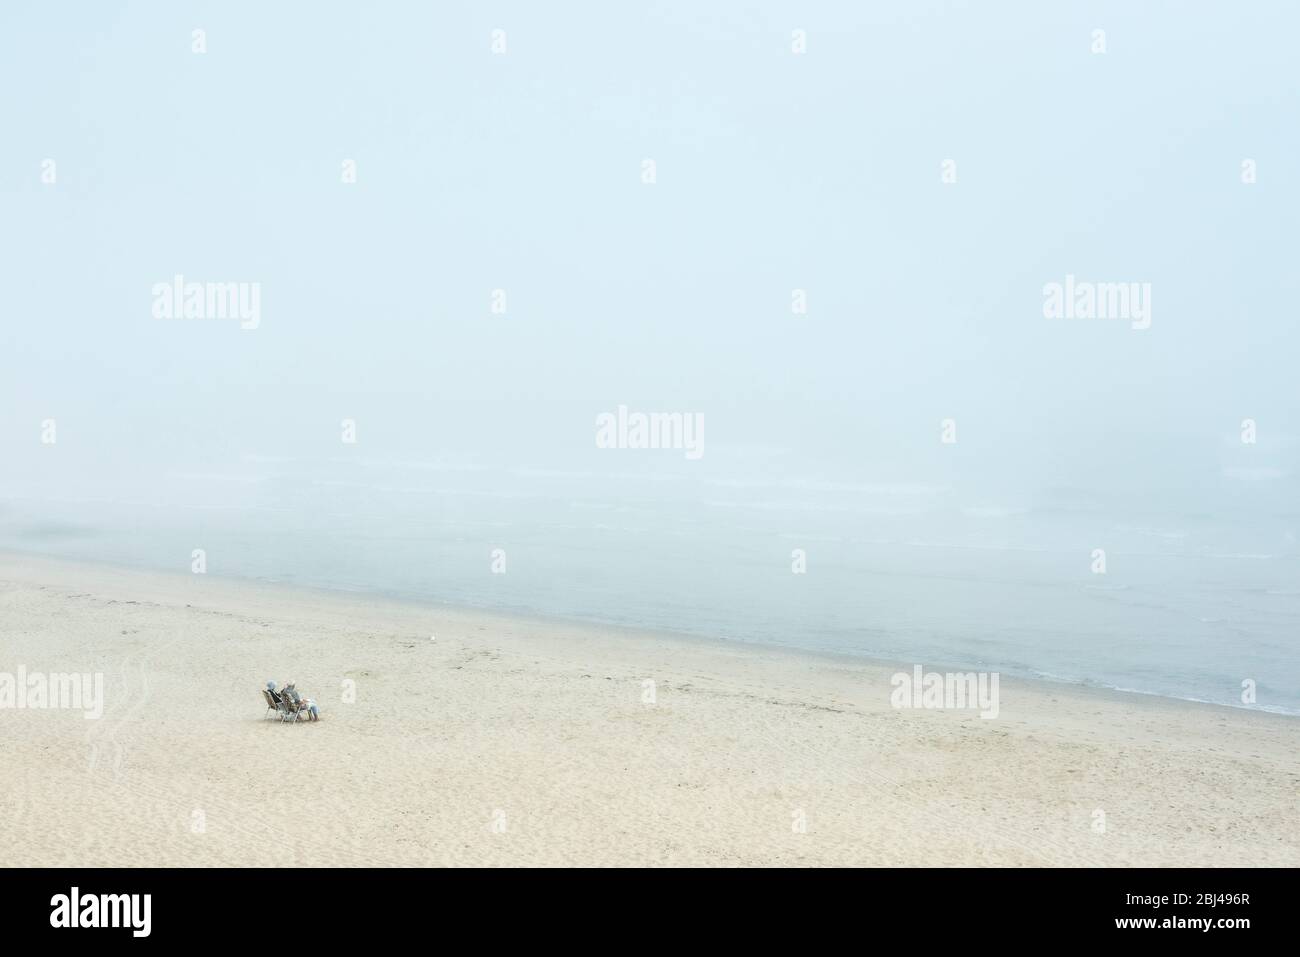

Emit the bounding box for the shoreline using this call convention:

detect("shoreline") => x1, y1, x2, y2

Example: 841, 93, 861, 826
2, 547, 1289, 720
2, 551, 1297, 866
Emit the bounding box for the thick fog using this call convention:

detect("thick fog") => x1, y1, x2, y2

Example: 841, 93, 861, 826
2, 2, 1297, 567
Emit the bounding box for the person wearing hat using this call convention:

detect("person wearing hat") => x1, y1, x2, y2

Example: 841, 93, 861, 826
282, 680, 320, 721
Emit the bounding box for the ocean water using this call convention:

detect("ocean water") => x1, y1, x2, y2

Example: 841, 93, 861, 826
2, 449, 1297, 715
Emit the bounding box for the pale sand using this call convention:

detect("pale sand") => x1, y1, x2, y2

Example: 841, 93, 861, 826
1, 552, 1296, 867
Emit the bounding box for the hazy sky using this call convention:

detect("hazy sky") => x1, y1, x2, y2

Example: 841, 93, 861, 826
2, 1, 1297, 511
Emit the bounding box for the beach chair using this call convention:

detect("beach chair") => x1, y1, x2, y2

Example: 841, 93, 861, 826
285, 689, 317, 722
261, 689, 278, 720
269, 693, 299, 723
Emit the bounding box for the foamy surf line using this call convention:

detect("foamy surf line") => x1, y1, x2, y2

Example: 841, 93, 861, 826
1, 547, 1295, 719
216, 571, 1300, 719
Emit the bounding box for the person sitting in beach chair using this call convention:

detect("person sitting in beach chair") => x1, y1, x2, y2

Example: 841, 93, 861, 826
262, 681, 300, 723
261, 684, 279, 719
282, 681, 320, 721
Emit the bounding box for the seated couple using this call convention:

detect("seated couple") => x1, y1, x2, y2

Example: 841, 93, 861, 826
266, 680, 320, 721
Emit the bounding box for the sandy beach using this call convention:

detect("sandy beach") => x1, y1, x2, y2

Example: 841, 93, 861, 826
1, 552, 1296, 867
